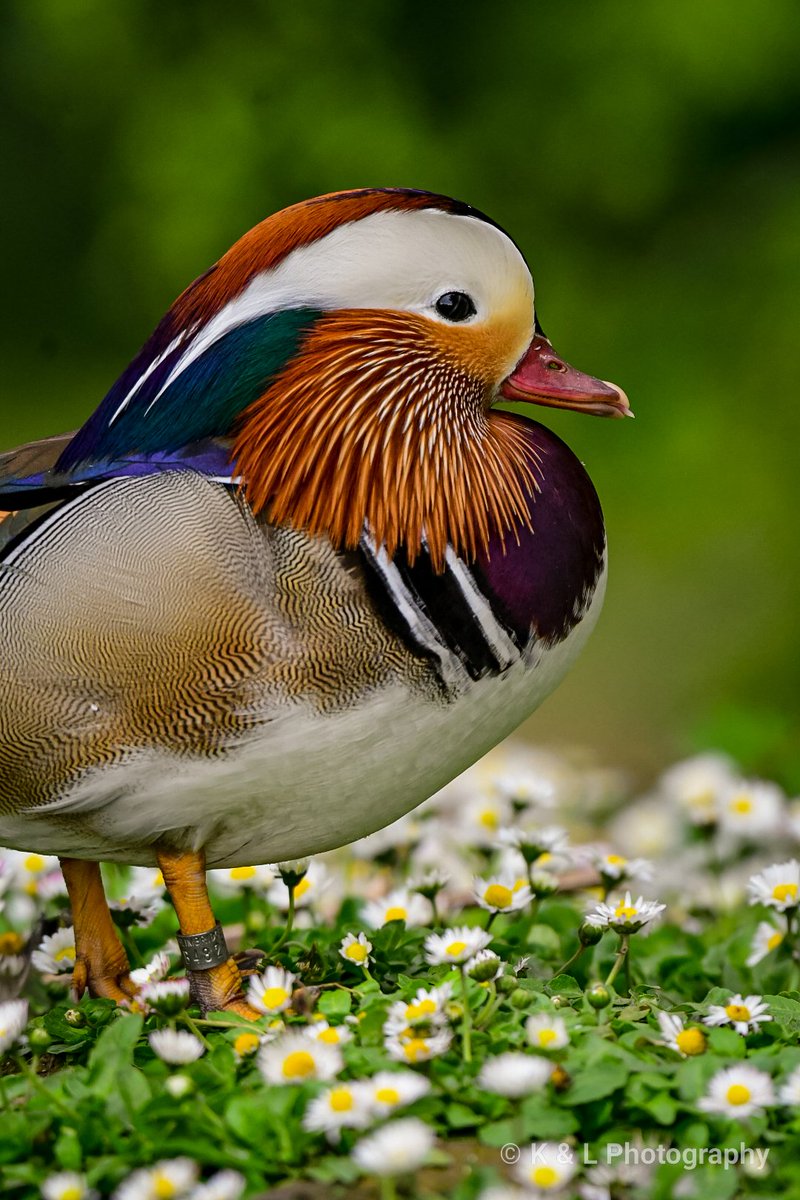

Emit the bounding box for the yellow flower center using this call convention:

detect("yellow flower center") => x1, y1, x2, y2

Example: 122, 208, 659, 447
345, 942, 368, 962
328, 1087, 353, 1112
537, 1028, 558, 1047
773, 882, 798, 903
234, 1032, 260, 1056
484, 884, 513, 909
479, 809, 498, 830
385, 906, 407, 922
406, 998, 436, 1020
731, 795, 752, 814
531, 1165, 560, 1188
726, 1083, 751, 1106
54, 946, 75, 963
317, 1027, 341, 1044
230, 865, 257, 881
60, 1188, 83, 1200
676, 1028, 706, 1056
376, 1086, 400, 1105
768, 931, 784, 951
606, 854, 627, 866
725, 1003, 751, 1022
294, 877, 311, 899
402, 1038, 430, 1062
152, 1175, 177, 1200
153, 870, 164, 887
23, 854, 45, 873
446, 941, 467, 957
261, 986, 290, 1010
615, 902, 638, 920
0, 932, 24, 955
281, 1050, 316, 1079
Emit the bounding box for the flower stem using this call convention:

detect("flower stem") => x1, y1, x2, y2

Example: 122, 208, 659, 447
605, 935, 630, 990
271, 886, 296, 954
380, 1177, 398, 1200
459, 966, 473, 1064
554, 943, 586, 978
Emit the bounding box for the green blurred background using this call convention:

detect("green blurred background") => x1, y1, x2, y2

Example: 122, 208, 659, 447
2, 1, 798, 782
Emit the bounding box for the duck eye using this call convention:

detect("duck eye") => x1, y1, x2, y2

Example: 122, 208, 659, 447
434, 291, 476, 322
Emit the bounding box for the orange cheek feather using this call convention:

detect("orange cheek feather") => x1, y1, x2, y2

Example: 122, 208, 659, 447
232, 309, 538, 570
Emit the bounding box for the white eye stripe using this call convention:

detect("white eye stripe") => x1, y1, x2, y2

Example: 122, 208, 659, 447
140, 209, 533, 412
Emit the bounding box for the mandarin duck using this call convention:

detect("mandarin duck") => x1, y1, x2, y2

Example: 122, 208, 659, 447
0, 188, 630, 1017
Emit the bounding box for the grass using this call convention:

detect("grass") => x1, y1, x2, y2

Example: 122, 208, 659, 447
2, 741, 800, 1199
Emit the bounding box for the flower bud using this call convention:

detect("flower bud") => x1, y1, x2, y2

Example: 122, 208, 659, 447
585, 983, 611, 1009
579, 921, 604, 946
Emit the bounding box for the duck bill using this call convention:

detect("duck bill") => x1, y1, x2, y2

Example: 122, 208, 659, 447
500, 334, 632, 418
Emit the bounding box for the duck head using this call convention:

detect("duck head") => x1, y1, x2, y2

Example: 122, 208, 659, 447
63, 189, 629, 569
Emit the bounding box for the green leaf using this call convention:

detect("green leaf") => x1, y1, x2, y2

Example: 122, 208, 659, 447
706, 1027, 746, 1057
564, 1057, 629, 1105
763, 994, 800, 1033
318, 989, 352, 1018
87, 1012, 143, 1095
445, 1102, 479, 1129
520, 1095, 579, 1139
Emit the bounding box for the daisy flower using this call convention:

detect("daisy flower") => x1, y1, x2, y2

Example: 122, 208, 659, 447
498, 825, 570, 864
366, 1069, 431, 1113
385, 1027, 453, 1064
478, 1052, 551, 1097
704, 993, 771, 1035
339, 932, 373, 966
512, 1141, 577, 1193
139, 978, 191, 1016
232, 1030, 262, 1060
717, 780, 785, 840
42, 1171, 96, 1200
466, 949, 503, 982
384, 983, 453, 1033
113, 1158, 197, 1200
656, 1011, 707, 1057
303, 1080, 373, 1134
267, 860, 328, 910
362, 888, 431, 928
304, 1018, 352, 1047
208, 864, 274, 892
588, 850, 653, 885
3, 850, 62, 896
246, 965, 296, 1016
525, 1012, 570, 1051
659, 752, 737, 826
454, 793, 513, 847
697, 1064, 775, 1118
748, 860, 800, 912
779, 1064, 800, 1105
189, 1171, 245, 1200
747, 920, 785, 966
474, 873, 532, 914
585, 891, 665, 934
352, 1117, 434, 1176
0, 999, 28, 1054
424, 926, 492, 965
257, 1030, 342, 1084
148, 1029, 205, 1065
129, 951, 172, 987
31, 927, 76, 975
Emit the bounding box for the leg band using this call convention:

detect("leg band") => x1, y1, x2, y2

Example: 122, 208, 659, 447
177, 921, 229, 971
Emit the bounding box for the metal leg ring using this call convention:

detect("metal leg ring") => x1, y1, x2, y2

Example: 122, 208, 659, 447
177, 921, 229, 971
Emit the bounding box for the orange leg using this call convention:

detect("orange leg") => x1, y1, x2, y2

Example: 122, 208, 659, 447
59, 858, 137, 1002
156, 848, 261, 1019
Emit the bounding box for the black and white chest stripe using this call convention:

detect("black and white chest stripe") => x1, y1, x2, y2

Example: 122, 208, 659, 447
359, 532, 524, 685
